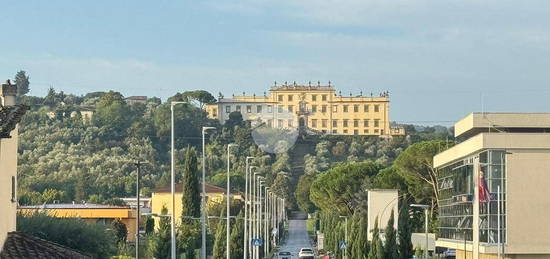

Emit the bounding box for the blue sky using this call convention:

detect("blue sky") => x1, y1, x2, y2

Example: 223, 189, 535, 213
1, 0, 550, 124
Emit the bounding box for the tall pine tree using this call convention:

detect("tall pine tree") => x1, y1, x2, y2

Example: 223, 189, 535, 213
352, 211, 369, 259
398, 196, 413, 259
384, 210, 399, 259
149, 206, 171, 259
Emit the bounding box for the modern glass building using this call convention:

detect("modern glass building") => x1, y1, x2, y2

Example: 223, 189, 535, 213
434, 113, 550, 259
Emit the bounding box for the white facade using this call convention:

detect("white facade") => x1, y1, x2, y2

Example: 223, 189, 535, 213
367, 189, 399, 241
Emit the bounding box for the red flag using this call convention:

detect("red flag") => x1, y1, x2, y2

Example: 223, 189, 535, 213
478, 172, 491, 203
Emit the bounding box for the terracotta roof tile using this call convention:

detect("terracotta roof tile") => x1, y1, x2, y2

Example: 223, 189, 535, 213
0, 232, 91, 259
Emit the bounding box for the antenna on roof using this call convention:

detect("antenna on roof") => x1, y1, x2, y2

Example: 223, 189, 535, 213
328, 81, 331, 87
274, 81, 277, 87
317, 81, 320, 87
308, 81, 311, 87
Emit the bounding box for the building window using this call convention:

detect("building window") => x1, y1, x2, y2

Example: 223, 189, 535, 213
288, 119, 293, 127
354, 120, 359, 127
288, 95, 293, 101
364, 129, 369, 134
236, 105, 241, 112
278, 119, 283, 127
343, 120, 349, 127
312, 95, 317, 101
354, 105, 359, 112
333, 105, 338, 112
11, 176, 16, 202
213, 108, 217, 117
322, 94, 327, 101
278, 95, 283, 101
332, 120, 338, 128
288, 105, 294, 112
268, 119, 273, 127
374, 105, 380, 112
354, 129, 359, 135
343, 105, 349, 112
374, 129, 379, 133
247, 105, 252, 113
321, 105, 327, 113
267, 105, 273, 113
322, 120, 328, 128
322, 130, 327, 133
278, 105, 284, 113
312, 119, 317, 128
364, 120, 369, 127
374, 119, 380, 127
226, 106, 231, 113
257, 105, 262, 113
364, 104, 369, 112
332, 129, 338, 134
343, 129, 348, 134
312, 105, 317, 112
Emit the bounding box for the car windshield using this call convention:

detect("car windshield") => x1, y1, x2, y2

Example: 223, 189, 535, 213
301, 249, 313, 252
279, 252, 291, 255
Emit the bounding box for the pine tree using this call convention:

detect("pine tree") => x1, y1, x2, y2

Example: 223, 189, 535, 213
212, 209, 226, 259
111, 218, 128, 245
149, 206, 171, 259
14, 70, 30, 96
398, 196, 413, 259
230, 210, 244, 259
384, 210, 399, 259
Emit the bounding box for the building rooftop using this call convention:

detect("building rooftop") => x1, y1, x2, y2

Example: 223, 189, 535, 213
269, 84, 335, 91
455, 112, 550, 138
0, 232, 91, 259
19, 203, 130, 210
153, 183, 227, 194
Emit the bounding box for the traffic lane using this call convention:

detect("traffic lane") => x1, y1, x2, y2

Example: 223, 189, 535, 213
276, 219, 314, 258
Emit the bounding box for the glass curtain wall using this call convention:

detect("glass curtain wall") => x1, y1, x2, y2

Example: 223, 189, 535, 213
438, 150, 507, 244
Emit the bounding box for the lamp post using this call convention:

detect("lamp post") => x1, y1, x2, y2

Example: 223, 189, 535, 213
251, 172, 260, 259
226, 144, 238, 259
256, 178, 265, 259
411, 204, 430, 259
170, 101, 186, 259
339, 216, 348, 259
265, 187, 270, 257
202, 126, 216, 259
244, 157, 255, 259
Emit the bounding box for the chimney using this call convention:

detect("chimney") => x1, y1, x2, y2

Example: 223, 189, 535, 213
1, 80, 17, 106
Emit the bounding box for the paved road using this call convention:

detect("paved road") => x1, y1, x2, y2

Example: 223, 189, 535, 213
276, 219, 314, 258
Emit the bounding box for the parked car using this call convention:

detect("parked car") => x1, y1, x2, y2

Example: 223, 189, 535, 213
298, 248, 315, 259
278, 251, 292, 259
443, 249, 456, 258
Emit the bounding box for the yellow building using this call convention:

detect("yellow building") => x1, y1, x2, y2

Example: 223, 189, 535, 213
434, 113, 550, 259
205, 83, 404, 136
151, 183, 241, 226
0, 80, 27, 250
18, 203, 138, 242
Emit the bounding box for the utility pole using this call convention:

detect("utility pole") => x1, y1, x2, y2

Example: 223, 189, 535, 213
244, 157, 254, 259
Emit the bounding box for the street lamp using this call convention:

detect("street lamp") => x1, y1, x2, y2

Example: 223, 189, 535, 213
244, 159, 255, 259
411, 204, 430, 259
226, 144, 238, 259
202, 126, 216, 259
170, 101, 186, 259
339, 216, 349, 259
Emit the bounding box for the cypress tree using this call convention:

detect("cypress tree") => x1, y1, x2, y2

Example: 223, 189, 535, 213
398, 196, 413, 259
353, 211, 369, 259
181, 147, 201, 218
384, 210, 399, 259
149, 206, 171, 259
178, 148, 201, 257
368, 217, 382, 259
212, 209, 226, 259
230, 210, 244, 259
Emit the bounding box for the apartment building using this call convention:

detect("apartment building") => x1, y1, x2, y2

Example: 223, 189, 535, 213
205, 83, 404, 136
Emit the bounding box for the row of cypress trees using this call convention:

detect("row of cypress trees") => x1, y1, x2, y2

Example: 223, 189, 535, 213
318, 195, 413, 259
